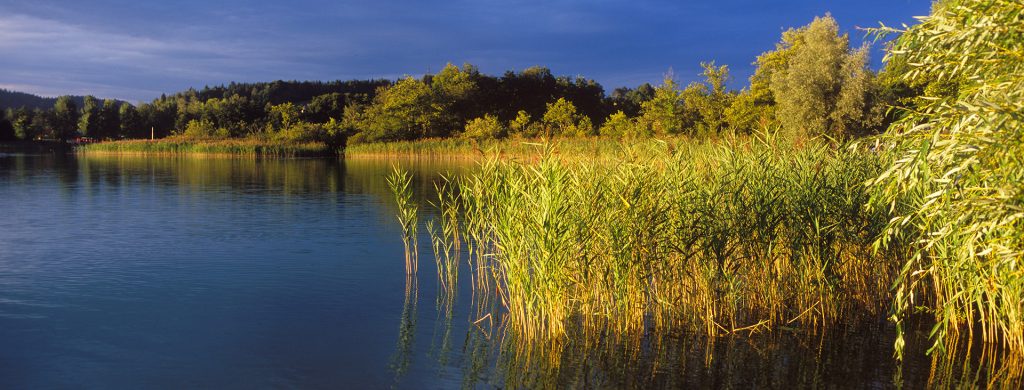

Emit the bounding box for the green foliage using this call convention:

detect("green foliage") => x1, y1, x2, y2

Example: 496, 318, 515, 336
119, 103, 143, 138
766, 14, 881, 140
182, 119, 229, 139
7, 107, 35, 140
869, 0, 1024, 358
271, 118, 347, 149
461, 114, 506, 141
267, 102, 301, 130
29, 109, 51, 140
682, 62, 736, 136
609, 84, 655, 117
0, 110, 15, 141
638, 75, 685, 135
358, 77, 437, 142
725, 89, 773, 135
78, 95, 100, 137
305, 92, 345, 123
542, 98, 594, 137
430, 63, 481, 137
52, 96, 79, 142
725, 44, 785, 135
598, 110, 635, 138
508, 110, 533, 138
98, 99, 120, 139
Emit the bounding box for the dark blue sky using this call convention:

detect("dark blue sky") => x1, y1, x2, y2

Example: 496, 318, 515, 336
0, 0, 930, 103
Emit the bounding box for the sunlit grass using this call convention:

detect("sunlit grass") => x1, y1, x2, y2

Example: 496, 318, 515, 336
344, 136, 700, 161
78, 137, 335, 157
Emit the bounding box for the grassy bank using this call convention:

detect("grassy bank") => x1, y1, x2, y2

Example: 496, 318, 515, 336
78, 138, 336, 157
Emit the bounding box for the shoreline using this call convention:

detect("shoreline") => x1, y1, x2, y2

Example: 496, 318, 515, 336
77, 138, 338, 158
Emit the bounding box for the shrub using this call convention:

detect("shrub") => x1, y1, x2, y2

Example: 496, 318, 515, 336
598, 111, 632, 138
461, 114, 506, 141
182, 119, 229, 139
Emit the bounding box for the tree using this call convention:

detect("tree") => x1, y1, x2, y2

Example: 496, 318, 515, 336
638, 74, 685, 135
119, 103, 142, 138
0, 110, 15, 141
78, 95, 100, 137
505, 110, 532, 137
306, 93, 345, 123
725, 40, 786, 135
267, 102, 301, 131
598, 111, 635, 138
609, 84, 655, 117
8, 107, 35, 140
461, 114, 506, 141
541, 98, 593, 137
724, 88, 772, 135
97, 99, 120, 139
182, 119, 228, 139
52, 96, 79, 142
767, 14, 881, 139
358, 77, 437, 142
430, 63, 481, 137
29, 109, 51, 140
869, 0, 1024, 359
683, 62, 734, 135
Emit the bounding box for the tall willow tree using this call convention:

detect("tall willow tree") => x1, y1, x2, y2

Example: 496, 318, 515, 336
766, 14, 881, 140
871, 0, 1024, 358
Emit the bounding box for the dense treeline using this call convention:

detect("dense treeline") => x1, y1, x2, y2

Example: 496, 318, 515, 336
2, 14, 914, 147
0, 89, 109, 112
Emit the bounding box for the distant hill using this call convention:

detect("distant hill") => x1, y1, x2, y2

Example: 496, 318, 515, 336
0, 89, 124, 110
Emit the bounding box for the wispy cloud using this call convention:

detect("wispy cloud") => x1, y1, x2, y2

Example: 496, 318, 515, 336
0, 13, 325, 101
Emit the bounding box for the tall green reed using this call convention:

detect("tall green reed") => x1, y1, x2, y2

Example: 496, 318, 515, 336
386, 166, 419, 275
426, 173, 461, 296
449, 135, 895, 341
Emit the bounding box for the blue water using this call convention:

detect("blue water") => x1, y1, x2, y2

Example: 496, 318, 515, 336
0, 153, 1011, 389
0, 154, 471, 388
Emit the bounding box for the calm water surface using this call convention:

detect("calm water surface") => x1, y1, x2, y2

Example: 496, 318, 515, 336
0, 153, 1011, 388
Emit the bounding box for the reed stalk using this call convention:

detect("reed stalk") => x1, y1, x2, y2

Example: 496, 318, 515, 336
386, 166, 419, 275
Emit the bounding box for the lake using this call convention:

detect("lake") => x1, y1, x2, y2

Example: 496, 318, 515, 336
0, 153, 1010, 388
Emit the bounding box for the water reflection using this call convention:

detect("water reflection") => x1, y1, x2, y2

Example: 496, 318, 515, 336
391, 276, 418, 383
449, 312, 1023, 388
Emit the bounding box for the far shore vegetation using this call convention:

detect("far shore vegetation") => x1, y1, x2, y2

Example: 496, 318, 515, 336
9, 14, 890, 158
79, 137, 334, 157
4, 0, 1022, 370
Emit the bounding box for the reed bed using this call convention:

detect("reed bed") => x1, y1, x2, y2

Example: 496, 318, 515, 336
344, 136, 692, 161
432, 135, 900, 341
79, 138, 334, 157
